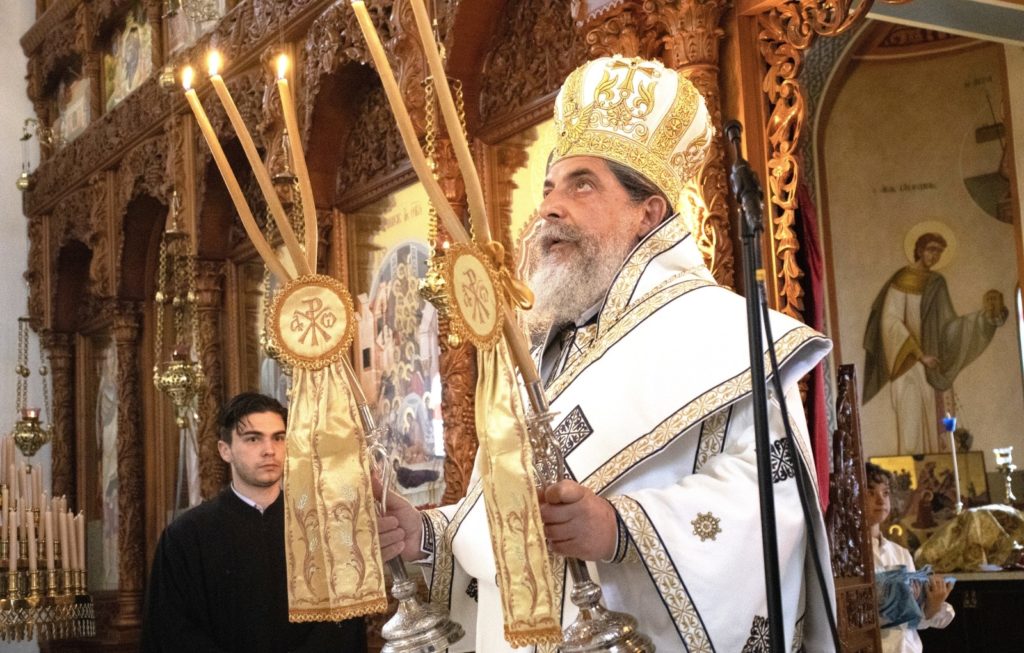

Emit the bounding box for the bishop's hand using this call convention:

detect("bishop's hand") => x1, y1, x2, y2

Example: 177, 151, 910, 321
539, 479, 617, 561
372, 476, 425, 562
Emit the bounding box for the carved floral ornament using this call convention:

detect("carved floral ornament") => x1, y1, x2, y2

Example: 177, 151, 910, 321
754, 0, 892, 320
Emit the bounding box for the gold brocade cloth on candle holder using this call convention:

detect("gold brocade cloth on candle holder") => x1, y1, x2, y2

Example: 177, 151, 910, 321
476, 340, 561, 646
267, 276, 388, 621
443, 244, 561, 646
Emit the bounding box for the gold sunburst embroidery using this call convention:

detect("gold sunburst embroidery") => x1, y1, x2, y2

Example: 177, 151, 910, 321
691, 512, 721, 542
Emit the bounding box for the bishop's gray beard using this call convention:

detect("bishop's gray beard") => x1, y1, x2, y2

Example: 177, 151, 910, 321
524, 222, 637, 337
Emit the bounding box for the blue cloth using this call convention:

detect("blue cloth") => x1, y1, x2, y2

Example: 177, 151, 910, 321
875, 564, 954, 629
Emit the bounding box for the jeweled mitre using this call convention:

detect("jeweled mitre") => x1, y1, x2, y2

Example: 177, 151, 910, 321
553, 55, 713, 208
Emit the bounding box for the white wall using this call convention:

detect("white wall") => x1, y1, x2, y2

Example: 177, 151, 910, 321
2, 4, 48, 653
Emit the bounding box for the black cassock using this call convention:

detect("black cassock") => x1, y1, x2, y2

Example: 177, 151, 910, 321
141, 488, 366, 652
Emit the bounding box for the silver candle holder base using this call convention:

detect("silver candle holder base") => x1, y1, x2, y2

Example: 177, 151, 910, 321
380, 559, 464, 653
560, 564, 654, 653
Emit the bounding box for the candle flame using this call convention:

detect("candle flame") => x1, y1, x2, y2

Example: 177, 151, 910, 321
207, 50, 222, 77
276, 54, 289, 80
182, 66, 194, 91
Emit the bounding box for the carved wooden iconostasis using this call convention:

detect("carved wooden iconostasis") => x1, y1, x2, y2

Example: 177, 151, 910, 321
21, 0, 901, 650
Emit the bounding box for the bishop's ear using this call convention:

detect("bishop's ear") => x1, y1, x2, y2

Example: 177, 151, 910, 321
636, 193, 670, 239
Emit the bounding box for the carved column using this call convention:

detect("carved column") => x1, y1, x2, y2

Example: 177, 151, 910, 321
483, 137, 531, 271
753, 1, 869, 318
111, 303, 145, 629
195, 260, 229, 499
648, 0, 734, 287
42, 331, 76, 505
144, 0, 164, 71
432, 138, 480, 505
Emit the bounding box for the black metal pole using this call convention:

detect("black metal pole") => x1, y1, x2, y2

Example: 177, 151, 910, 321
725, 120, 785, 653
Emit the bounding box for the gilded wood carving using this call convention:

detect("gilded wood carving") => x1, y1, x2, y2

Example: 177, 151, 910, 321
755, 0, 869, 319
646, 0, 734, 288
479, 0, 585, 128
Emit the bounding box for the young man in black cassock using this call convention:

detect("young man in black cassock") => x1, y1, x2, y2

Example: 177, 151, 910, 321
141, 392, 366, 652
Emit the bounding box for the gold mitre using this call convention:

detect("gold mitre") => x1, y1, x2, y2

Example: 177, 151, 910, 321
552, 55, 713, 207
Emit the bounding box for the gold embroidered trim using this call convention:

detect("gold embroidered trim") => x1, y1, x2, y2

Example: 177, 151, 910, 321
423, 507, 453, 606
476, 342, 561, 645
442, 242, 505, 350
583, 326, 824, 494
601, 220, 691, 326
548, 278, 714, 399
785, 408, 821, 507
428, 484, 482, 607
612, 495, 713, 652
287, 600, 388, 622
267, 275, 355, 370
694, 407, 730, 473
536, 557, 568, 653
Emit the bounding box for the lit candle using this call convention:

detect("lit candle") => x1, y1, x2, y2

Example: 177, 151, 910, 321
207, 52, 311, 276
75, 511, 85, 572
406, 0, 490, 242
27, 505, 37, 572
44, 508, 54, 571
275, 54, 319, 273
350, 1, 469, 244
57, 507, 69, 569
181, 66, 292, 282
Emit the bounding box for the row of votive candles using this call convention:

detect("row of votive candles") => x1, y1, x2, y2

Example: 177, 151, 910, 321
0, 468, 85, 575
2, 491, 85, 574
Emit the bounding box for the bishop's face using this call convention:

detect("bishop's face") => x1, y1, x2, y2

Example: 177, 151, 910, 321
526, 157, 654, 332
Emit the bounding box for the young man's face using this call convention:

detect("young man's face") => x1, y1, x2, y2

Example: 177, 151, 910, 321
865, 480, 891, 528
217, 411, 286, 496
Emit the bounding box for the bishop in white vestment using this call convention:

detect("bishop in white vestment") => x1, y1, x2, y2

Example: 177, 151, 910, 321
375, 55, 838, 652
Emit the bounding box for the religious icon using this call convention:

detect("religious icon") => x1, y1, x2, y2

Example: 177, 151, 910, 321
351, 187, 444, 508
103, 6, 154, 111
862, 221, 1008, 454
870, 452, 990, 551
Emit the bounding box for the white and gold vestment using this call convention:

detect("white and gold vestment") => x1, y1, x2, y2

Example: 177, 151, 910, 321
421, 210, 837, 652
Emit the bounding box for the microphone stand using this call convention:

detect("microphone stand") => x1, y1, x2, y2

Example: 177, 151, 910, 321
725, 120, 785, 652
